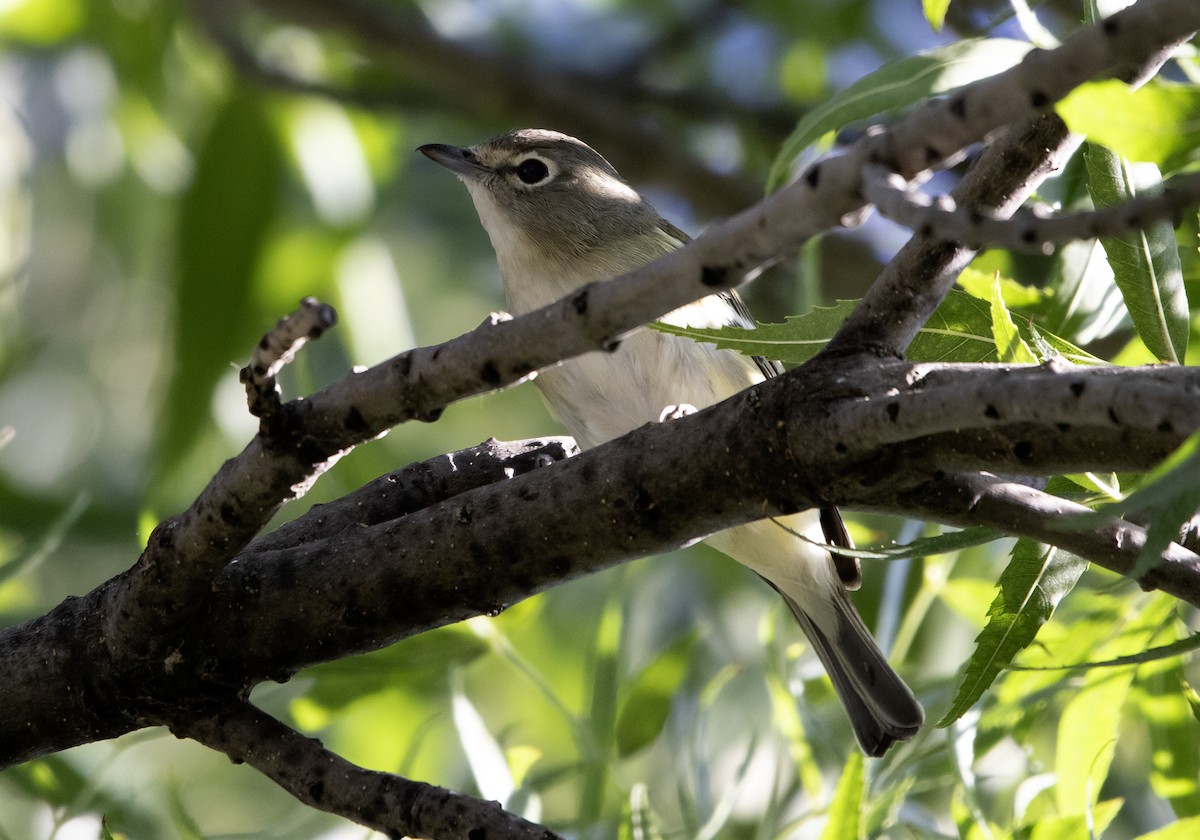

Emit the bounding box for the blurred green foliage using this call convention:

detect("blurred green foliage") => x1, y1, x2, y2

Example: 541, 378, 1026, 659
0, 1, 1198, 838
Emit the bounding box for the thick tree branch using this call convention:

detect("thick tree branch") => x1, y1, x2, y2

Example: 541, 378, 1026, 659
7, 358, 1200, 770
867, 472, 1200, 599
174, 702, 562, 840
825, 111, 1077, 357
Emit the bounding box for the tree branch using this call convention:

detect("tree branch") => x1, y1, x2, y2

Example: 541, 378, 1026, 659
825, 111, 1077, 357
864, 165, 1200, 255
866, 472, 1200, 601
7, 357, 1199, 772
173, 702, 562, 840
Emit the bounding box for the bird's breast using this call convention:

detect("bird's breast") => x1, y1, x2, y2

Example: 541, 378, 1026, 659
534, 325, 761, 450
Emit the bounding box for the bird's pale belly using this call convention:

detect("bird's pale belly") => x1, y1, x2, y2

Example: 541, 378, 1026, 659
533, 325, 761, 450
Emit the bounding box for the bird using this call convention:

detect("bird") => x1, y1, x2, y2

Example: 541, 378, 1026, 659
420, 128, 923, 755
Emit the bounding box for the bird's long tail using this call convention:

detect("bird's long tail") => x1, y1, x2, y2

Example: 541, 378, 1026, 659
772, 580, 923, 757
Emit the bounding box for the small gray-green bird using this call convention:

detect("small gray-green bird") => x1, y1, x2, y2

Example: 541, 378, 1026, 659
421, 128, 923, 755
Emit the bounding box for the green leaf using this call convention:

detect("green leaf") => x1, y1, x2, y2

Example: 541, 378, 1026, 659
1059, 79, 1200, 173
451, 670, 516, 808
0, 492, 88, 587
299, 625, 489, 712
0, 0, 84, 44
983, 271, 1039, 364
155, 88, 284, 483
1139, 657, 1200, 817
938, 541, 1087, 726
1016, 798, 1123, 840
1009, 632, 1200, 671
1136, 815, 1200, 839
1055, 595, 1177, 814
767, 38, 1033, 191
819, 751, 864, 840
1057, 670, 1134, 813
922, 0, 951, 32
781, 522, 1001, 561
656, 289, 1095, 366
910, 288, 999, 362
957, 266, 1050, 309
1081, 430, 1200, 580
618, 784, 664, 840
615, 632, 696, 757
583, 586, 623, 821
1023, 325, 1107, 366
1084, 144, 1188, 363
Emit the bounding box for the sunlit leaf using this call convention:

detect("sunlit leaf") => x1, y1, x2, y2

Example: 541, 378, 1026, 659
938, 541, 1087, 726
1138, 657, 1200, 817
766, 670, 822, 800
0, 0, 84, 44
299, 625, 488, 711
922, 0, 951, 32
1056, 595, 1177, 814
615, 632, 696, 757
1059, 79, 1200, 173
1079, 430, 1200, 580
452, 670, 516, 808
1057, 669, 1133, 813
582, 587, 623, 821
910, 289, 999, 362
818, 751, 864, 840
1084, 145, 1188, 363
656, 288, 1099, 366
1017, 798, 1122, 839
779, 40, 828, 104
1009, 633, 1200, 671
957, 267, 1050, 309
1136, 816, 1200, 840
983, 271, 1039, 364
618, 783, 664, 840
768, 38, 1032, 190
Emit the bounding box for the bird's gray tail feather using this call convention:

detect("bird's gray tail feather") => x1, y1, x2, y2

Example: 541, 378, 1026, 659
776, 585, 923, 757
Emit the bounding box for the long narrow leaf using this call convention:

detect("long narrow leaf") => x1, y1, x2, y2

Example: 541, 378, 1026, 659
1084, 144, 1188, 363
938, 541, 1087, 726
1139, 658, 1200, 818
654, 289, 1098, 366
819, 751, 865, 840
775, 521, 1000, 561
1059, 79, 1200, 173
768, 39, 1032, 191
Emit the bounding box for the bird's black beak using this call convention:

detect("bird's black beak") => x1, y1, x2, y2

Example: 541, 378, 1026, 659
418, 143, 490, 178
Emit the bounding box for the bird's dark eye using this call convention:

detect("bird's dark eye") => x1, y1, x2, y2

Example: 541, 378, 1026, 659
515, 158, 550, 184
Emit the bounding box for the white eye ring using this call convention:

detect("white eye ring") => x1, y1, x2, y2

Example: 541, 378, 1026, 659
510, 154, 556, 187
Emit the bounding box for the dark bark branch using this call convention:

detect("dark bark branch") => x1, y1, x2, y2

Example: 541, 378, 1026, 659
864, 472, 1200, 600
7, 358, 1199, 772
0, 438, 577, 767
173, 702, 562, 840
825, 112, 1077, 357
